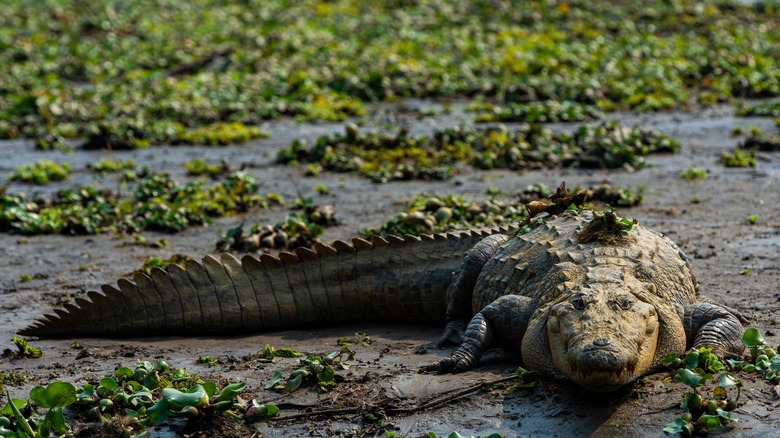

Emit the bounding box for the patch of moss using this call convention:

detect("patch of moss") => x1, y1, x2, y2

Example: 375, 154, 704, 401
178, 123, 269, 146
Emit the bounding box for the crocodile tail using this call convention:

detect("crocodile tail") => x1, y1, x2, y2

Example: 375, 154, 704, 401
20, 225, 518, 338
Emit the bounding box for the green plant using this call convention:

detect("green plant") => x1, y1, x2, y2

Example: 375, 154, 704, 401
2, 336, 42, 359
90, 157, 136, 174
264, 347, 354, 393
183, 159, 224, 177
679, 167, 708, 180
747, 214, 759, 225
661, 348, 739, 436
8, 160, 71, 184
720, 149, 756, 167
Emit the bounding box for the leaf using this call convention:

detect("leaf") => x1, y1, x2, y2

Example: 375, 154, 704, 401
44, 381, 77, 408
213, 382, 245, 403
697, 414, 724, 431
30, 385, 49, 408
717, 373, 740, 389
44, 407, 68, 435
285, 372, 304, 392
115, 367, 133, 380
678, 369, 705, 389
98, 377, 117, 394
715, 408, 737, 423
146, 399, 170, 426
77, 384, 95, 402
741, 328, 765, 347
4, 390, 35, 436
202, 381, 218, 397
264, 372, 284, 390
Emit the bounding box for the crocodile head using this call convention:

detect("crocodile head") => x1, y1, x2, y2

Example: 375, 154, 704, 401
539, 285, 660, 391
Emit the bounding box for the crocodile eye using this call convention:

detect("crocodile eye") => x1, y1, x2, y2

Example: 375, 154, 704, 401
570, 294, 586, 310
619, 297, 633, 310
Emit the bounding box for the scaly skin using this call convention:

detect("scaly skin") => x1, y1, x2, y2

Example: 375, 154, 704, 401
424, 211, 744, 391
22, 212, 744, 391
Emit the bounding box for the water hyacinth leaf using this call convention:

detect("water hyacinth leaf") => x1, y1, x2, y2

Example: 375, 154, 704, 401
685, 350, 699, 369
98, 377, 117, 395
718, 373, 740, 389
30, 385, 48, 407
678, 369, 705, 389
202, 381, 218, 397
213, 382, 245, 403
715, 408, 737, 423
146, 399, 170, 426
77, 383, 95, 402
662, 417, 691, 436
44, 381, 77, 408
254, 401, 279, 418
317, 365, 335, 383
285, 372, 305, 392
264, 371, 284, 389
0, 397, 26, 416
43, 407, 68, 435
742, 328, 765, 346
162, 385, 209, 410
697, 414, 724, 431
115, 367, 133, 380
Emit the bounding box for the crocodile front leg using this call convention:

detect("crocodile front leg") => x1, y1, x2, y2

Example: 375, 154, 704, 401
683, 303, 745, 356
423, 295, 535, 373
438, 234, 509, 346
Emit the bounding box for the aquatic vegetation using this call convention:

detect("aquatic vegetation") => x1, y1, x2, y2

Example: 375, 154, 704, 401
736, 99, 780, 117
90, 157, 136, 174
720, 149, 756, 168
679, 167, 708, 180
8, 160, 71, 185
177, 122, 269, 146
1, 1, 779, 147
183, 159, 227, 177
0, 172, 275, 235
471, 101, 603, 124
279, 122, 678, 182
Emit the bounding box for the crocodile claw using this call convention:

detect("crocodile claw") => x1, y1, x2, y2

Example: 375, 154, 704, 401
420, 353, 474, 374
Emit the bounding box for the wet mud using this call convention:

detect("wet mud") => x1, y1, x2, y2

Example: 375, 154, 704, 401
1, 103, 779, 437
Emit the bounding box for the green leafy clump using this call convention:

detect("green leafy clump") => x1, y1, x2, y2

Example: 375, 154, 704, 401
90, 157, 136, 174
3, 0, 780, 146
661, 347, 740, 437
261, 344, 302, 358
264, 347, 354, 393
177, 122, 269, 146
472, 100, 603, 124
679, 167, 708, 180
727, 328, 780, 384
720, 148, 756, 167
337, 332, 373, 347
736, 99, 780, 117
8, 160, 71, 185
1, 172, 275, 235
183, 159, 226, 177
279, 121, 678, 182
2, 336, 43, 359
747, 214, 759, 225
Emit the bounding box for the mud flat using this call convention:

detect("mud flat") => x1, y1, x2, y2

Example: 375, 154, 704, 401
1, 104, 779, 437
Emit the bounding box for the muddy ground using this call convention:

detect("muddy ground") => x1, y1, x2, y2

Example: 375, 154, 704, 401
1, 103, 779, 437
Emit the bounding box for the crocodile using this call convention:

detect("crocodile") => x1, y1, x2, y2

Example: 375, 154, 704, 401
21, 209, 744, 392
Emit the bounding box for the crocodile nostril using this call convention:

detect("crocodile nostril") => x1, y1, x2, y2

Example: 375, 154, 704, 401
593, 337, 610, 347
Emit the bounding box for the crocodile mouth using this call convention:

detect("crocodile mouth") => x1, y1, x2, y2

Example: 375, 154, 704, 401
568, 353, 638, 390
